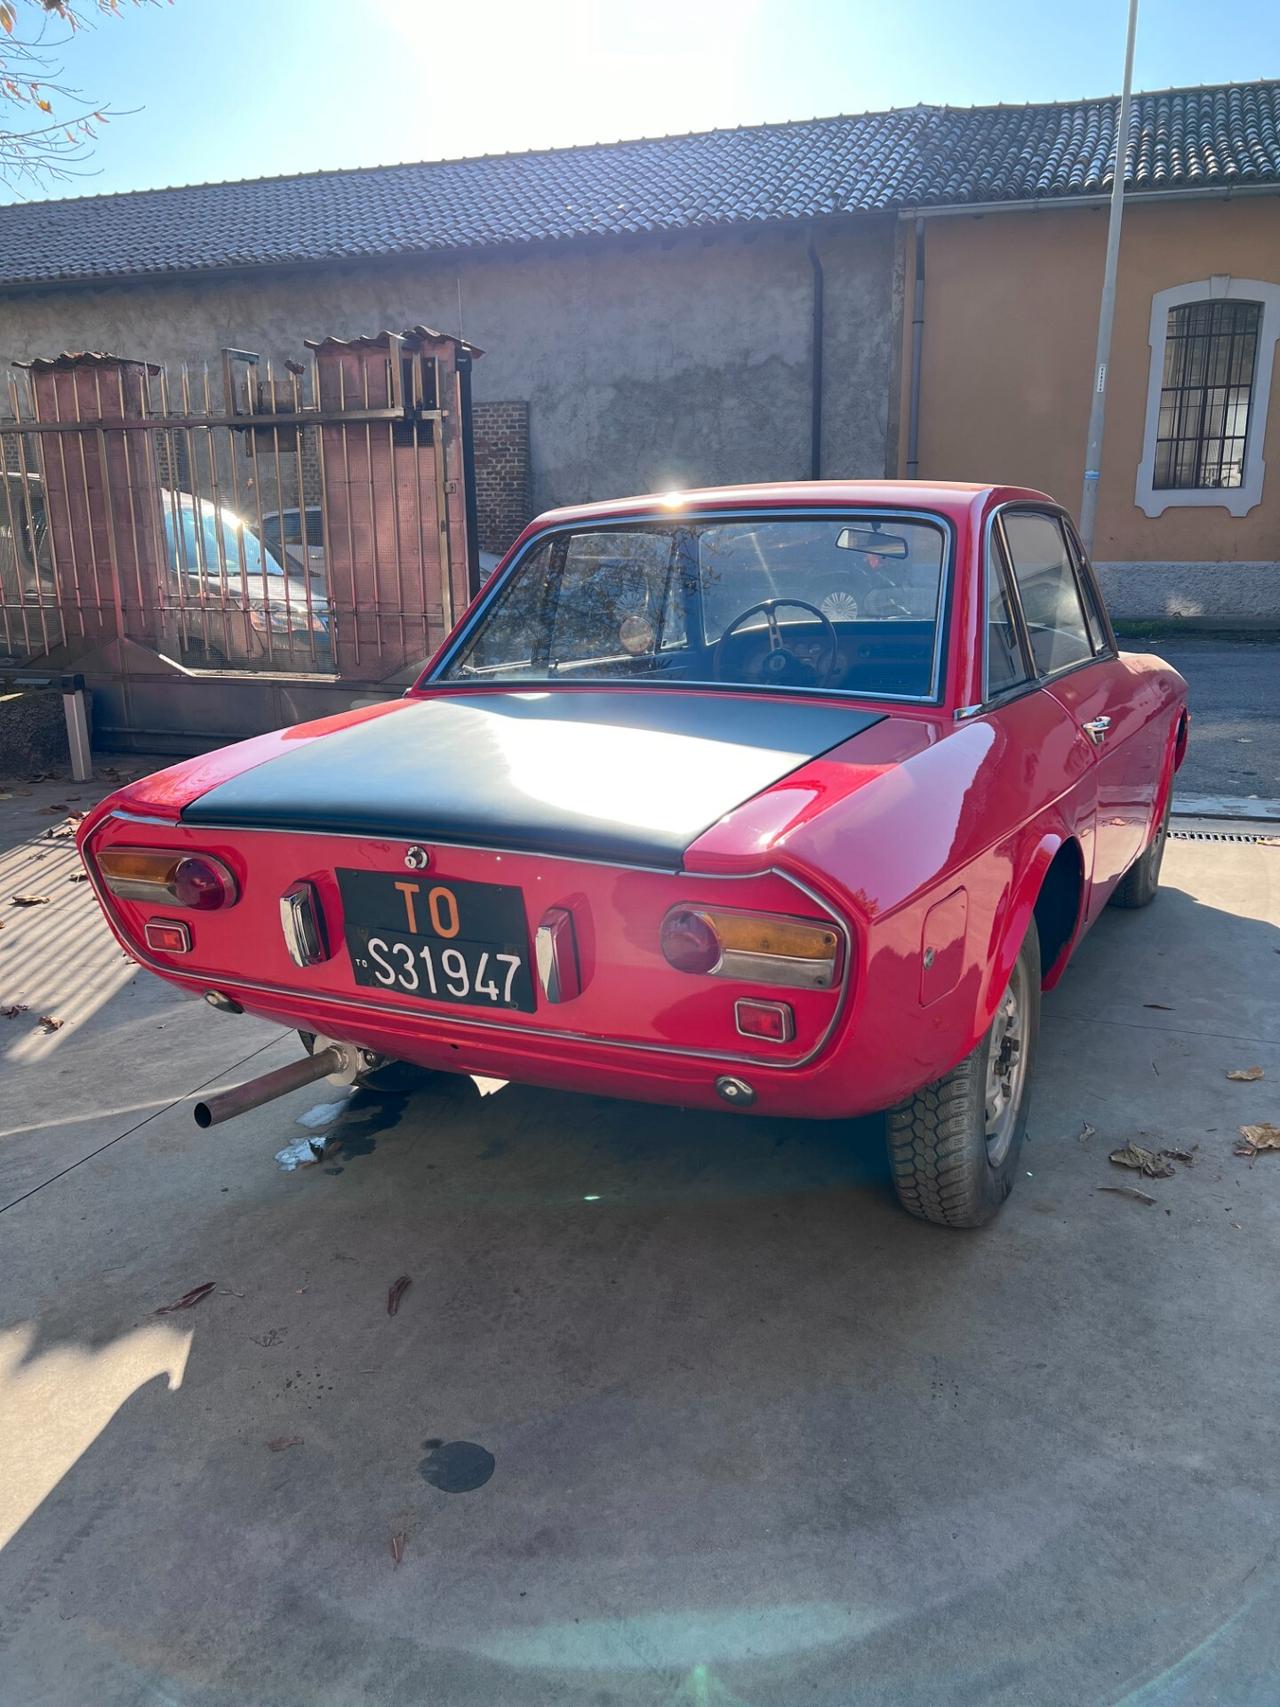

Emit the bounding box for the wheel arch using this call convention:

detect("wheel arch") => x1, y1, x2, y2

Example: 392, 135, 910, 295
990, 830, 1086, 1016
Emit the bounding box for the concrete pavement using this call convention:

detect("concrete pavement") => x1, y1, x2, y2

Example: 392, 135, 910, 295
2, 774, 1279, 1706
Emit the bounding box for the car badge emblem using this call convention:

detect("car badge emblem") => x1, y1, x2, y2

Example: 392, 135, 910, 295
404, 845, 431, 871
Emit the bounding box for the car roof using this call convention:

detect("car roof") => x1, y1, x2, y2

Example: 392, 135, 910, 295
532, 480, 1061, 531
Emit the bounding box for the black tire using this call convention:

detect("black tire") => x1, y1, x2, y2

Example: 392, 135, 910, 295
1108, 792, 1170, 910
887, 926, 1041, 1228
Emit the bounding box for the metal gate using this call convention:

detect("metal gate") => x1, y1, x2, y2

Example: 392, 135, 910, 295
0, 326, 479, 749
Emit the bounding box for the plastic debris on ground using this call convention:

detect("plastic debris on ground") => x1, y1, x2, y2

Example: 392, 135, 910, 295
296, 1094, 353, 1129
275, 1136, 328, 1172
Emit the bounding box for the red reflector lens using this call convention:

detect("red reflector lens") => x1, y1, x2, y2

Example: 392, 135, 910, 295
144, 919, 192, 954
734, 998, 794, 1043
659, 907, 722, 974
173, 855, 236, 911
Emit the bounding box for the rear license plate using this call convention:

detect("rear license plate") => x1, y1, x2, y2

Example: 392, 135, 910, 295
338, 868, 536, 1013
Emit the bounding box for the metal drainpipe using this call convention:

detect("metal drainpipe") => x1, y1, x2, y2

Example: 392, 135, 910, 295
808, 233, 824, 480
457, 350, 481, 600
906, 217, 925, 478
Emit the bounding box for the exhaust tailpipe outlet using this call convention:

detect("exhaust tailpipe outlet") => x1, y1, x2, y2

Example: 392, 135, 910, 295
193, 1042, 358, 1129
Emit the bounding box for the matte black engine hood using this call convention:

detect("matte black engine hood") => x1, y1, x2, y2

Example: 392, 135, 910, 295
181, 689, 884, 868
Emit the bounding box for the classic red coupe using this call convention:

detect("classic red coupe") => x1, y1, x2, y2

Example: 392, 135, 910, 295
79, 482, 1187, 1227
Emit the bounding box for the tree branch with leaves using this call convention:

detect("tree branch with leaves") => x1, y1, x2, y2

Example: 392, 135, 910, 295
0, 0, 164, 192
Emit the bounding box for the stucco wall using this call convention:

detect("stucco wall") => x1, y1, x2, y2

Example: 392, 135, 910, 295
0, 220, 898, 517
901, 196, 1280, 618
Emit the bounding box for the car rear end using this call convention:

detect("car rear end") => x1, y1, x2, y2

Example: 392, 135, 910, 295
79, 800, 859, 1118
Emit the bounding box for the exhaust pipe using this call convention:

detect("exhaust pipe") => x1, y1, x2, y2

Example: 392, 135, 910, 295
194, 1042, 357, 1129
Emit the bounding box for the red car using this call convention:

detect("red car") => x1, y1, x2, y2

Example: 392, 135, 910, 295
79, 482, 1188, 1228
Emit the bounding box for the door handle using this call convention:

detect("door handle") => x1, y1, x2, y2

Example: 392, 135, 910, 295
1082, 715, 1112, 745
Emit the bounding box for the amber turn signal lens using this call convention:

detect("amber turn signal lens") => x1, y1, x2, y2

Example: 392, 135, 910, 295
99, 847, 238, 911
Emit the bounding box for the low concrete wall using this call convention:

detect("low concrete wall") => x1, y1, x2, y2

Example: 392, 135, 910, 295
0, 686, 68, 775
1097, 561, 1280, 624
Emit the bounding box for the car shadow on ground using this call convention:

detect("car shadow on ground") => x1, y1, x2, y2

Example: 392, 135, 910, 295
2, 855, 1279, 1706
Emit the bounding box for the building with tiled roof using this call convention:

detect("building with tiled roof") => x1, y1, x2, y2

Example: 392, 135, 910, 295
0, 80, 1277, 622
0, 81, 1276, 287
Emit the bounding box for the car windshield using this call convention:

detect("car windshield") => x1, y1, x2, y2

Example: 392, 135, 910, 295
262, 509, 322, 552
162, 492, 285, 579
437, 513, 948, 699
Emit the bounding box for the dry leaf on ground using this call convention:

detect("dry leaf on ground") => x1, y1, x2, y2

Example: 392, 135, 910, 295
67, 872, 88, 883
10, 894, 51, 907
1235, 1124, 1280, 1158
267, 1436, 303, 1452
1077, 1121, 1097, 1144
1227, 1066, 1265, 1082
1143, 1003, 1174, 1011
387, 1275, 412, 1317
1097, 1185, 1157, 1206
2, 1003, 29, 1019
155, 1281, 217, 1314
37, 1015, 63, 1033
390, 1532, 407, 1568
1109, 1142, 1175, 1179
1160, 1145, 1199, 1165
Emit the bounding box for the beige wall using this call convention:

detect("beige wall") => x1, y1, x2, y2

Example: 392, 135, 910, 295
901, 196, 1280, 613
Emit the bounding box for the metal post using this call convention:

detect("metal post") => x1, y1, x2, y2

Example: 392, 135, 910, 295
61, 671, 92, 782
1078, 0, 1139, 556
906, 217, 926, 479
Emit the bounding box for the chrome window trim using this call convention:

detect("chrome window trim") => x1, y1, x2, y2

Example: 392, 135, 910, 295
1060, 514, 1119, 656
424, 505, 956, 707
85, 814, 854, 1072
980, 511, 1037, 704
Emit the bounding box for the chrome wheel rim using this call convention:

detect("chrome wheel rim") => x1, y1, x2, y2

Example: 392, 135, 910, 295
985, 956, 1029, 1167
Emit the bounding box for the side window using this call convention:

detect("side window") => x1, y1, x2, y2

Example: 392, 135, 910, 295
1063, 522, 1112, 656
985, 533, 1031, 696
1000, 512, 1094, 677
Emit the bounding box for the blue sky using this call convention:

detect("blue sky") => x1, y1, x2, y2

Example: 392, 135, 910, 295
6, 0, 1278, 203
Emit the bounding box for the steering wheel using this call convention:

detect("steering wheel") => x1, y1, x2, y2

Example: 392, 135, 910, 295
712, 597, 841, 687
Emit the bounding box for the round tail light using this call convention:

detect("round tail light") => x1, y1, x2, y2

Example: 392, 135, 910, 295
660, 907, 722, 975
173, 854, 238, 911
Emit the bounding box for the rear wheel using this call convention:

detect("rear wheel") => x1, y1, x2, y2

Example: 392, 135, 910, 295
1108, 792, 1170, 910
887, 927, 1040, 1228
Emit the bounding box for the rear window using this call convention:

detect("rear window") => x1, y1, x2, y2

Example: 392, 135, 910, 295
437, 512, 949, 701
